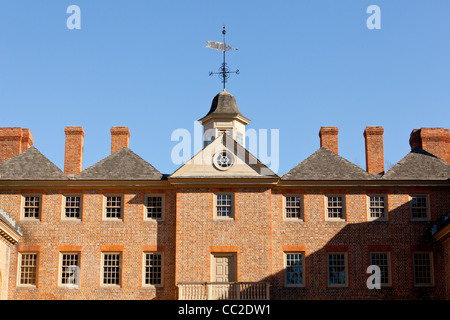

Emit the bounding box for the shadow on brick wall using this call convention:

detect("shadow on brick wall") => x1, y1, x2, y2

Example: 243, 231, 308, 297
259, 198, 449, 300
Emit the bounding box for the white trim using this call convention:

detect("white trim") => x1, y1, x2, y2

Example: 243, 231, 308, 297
326, 252, 348, 287
100, 252, 122, 287
61, 194, 83, 220
17, 252, 39, 288
369, 251, 391, 287
144, 194, 165, 221
58, 251, 81, 288
413, 251, 435, 287
21, 194, 41, 221
366, 194, 388, 222
142, 252, 164, 288
213, 193, 235, 220
324, 195, 346, 222
283, 194, 304, 221
409, 194, 431, 221
284, 252, 305, 287
213, 150, 235, 171
103, 194, 124, 221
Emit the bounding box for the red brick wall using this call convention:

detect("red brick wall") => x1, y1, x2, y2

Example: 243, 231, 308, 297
1, 185, 449, 300
271, 187, 450, 299
0, 128, 33, 163
110, 127, 130, 154
364, 126, 385, 175
64, 127, 85, 175
175, 188, 273, 284
319, 127, 339, 154
1, 188, 176, 300
410, 128, 450, 163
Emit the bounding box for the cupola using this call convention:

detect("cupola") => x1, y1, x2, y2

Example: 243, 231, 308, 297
198, 90, 250, 147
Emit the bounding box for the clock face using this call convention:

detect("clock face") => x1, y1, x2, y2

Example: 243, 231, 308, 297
213, 151, 234, 170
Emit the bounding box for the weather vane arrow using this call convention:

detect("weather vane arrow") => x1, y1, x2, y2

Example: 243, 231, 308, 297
206, 25, 239, 90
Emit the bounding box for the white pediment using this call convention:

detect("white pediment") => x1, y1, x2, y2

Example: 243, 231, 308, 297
170, 134, 276, 178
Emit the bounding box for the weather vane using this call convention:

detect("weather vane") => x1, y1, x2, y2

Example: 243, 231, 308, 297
206, 25, 239, 90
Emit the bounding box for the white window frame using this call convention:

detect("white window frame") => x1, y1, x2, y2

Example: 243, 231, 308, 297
59, 252, 80, 288
283, 195, 304, 221
325, 195, 346, 221
369, 252, 391, 287
214, 193, 234, 220
327, 252, 348, 287
409, 195, 430, 221
367, 194, 388, 221
17, 252, 39, 287
62, 195, 82, 220
144, 194, 165, 221
142, 252, 164, 288
413, 252, 434, 287
284, 252, 305, 287
101, 252, 122, 287
103, 195, 123, 221
21, 194, 41, 220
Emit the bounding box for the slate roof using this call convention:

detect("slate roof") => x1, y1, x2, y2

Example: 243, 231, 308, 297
282, 147, 376, 181
201, 90, 242, 119
0, 146, 68, 180
382, 148, 450, 180
74, 147, 163, 180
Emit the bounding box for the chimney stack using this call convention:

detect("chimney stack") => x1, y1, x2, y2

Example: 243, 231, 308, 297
319, 126, 339, 154
0, 127, 34, 163
364, 126, 385, 175
64, 126, 85, 175
111, 126, 130, 154
409, 128, 450, 163
21, 128, 34, 152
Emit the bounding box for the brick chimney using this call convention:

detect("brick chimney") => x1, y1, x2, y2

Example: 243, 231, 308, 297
409, 128, 450, 163
111, 126, 130, 154
0, 127, 34, 163
363, 126, 385, 175
319, 126, 339, 154
21, 128, 34, 151
64, 126, 85, 175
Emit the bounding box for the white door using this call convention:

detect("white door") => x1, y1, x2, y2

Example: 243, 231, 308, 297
212, 254, 236, 299
213, 255, 235, 282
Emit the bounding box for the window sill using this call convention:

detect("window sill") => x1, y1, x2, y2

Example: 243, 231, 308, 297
325, 219, 346, 223
367, 218, 388, 222
213, 217, 235, 221
61, 218, 82, 222
144, 218, 164, 222
283, 218, 304, 222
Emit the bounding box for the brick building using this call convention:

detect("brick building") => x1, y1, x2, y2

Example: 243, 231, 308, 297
0, 90, 449, 300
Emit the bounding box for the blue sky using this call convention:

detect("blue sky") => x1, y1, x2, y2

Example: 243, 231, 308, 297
1, 0, 449, 175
